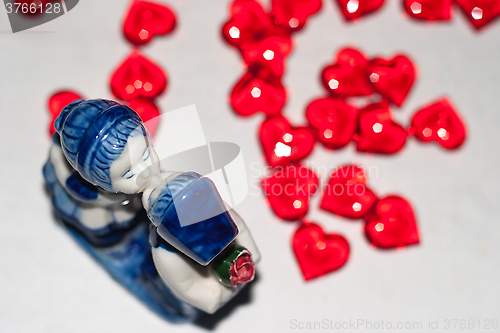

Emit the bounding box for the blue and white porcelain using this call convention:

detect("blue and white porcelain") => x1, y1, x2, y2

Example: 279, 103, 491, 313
43, 99, 260, 319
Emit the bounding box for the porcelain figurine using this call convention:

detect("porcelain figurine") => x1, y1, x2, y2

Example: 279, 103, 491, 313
43, 99, 260, 320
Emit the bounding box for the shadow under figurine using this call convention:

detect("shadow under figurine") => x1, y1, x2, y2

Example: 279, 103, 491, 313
43, 99, 260, 322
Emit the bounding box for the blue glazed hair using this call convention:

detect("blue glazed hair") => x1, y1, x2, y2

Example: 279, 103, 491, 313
55, 99, 145, 192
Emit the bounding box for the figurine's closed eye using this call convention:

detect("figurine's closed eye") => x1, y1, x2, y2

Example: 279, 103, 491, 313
122, 169, 135, 179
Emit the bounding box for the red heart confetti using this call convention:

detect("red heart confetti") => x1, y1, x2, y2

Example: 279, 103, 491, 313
222, 0, 276, 50
335, 0, 386, 21
306, 97, 359, 149
242, 30, 293, 77
364, 195, 420, 249
259, 116, 315, 167
123, 0, 176, 46
292, 222, 349, 280
110, 50, 167, 101
367, 54, 416, 107
403, 0, 453, 21
409, 98, 466, 150
128, 98, 161, 137
271, 0, 322, 32
455, 0, 500, 30
321, 48, 375, 97
261, 165, 319, 221
355, 103, 407, 154
47, 90, 83, 135
230, 68, 286, 117
320, 165, 377, 219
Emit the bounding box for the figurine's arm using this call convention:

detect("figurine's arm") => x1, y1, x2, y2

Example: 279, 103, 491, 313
152, 208, 259, 314
152, 246, 228, 314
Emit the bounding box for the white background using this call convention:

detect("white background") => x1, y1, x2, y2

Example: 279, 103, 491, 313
1, 0, 499, 332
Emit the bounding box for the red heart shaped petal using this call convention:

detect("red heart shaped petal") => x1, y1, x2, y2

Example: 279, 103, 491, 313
306, 97, 359, 149
403, 0, 453, 21
356, 103, 407, 154
455, 0, 500, 30
410, 98, 466, 149
335, 0, 386, 21
222, 0, 275, 50
261, 165, 319, 221
230, 68, 286, 117
321, 48, 375, 97
293, 222, 349, 280
271, 0, 322, 32
128, 98, 161, 137
123, 0, 176, 46
110, 50, 167, 101
320, 165, 377, 219
242, 30, 293, 77
47, 90, 83, 135
364, 195, 420, 249
367, 54, 416, 107
259, 116, 315, 167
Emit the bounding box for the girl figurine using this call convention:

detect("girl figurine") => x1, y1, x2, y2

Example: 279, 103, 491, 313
44, 99, 260, 319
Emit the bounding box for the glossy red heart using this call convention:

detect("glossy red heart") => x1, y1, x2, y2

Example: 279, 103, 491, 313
410, 98, 466, 150
128, 98, 161, 137
403, 0, 453, 21
455, 0, 500, 30
230, 68, 286, 117
47, 90, 83, 135
261, 165, 319, 221
242, 31, 293, 77
321, 48, 375, 97
123, 0, 176, 46
221, 0, 276, 50
356, 103, 407, 154
367, 54, 416, 107
320, 165, 377, 219
259, 116, 315, 167
364, 195, 420, 249
110, 50, 167, 101
306, 97, 359, 149
293, 222, 349, 280
335, 0, 386, 21
271, 0, 322, 32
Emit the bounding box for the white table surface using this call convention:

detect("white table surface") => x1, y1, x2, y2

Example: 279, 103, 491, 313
1, 0, 499, 332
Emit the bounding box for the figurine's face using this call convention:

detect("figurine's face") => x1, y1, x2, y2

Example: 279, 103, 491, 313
109, 132, 159, 194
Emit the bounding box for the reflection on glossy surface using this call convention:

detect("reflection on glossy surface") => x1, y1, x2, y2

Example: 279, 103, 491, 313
221, 0, 275, 50
306, 97, 359, 150
110, 51, 167, 101
271, 0, 322, 32
123, 0, 176, 46
320, 165, 377, 219
335, 0, 385, 21
292, 223, 349, 280
367, 54, 416, 107
230, 69, 286, 117
410, 97, 466, 149
261, 165, 319, 221
321, 48, 375, 97
242, 32, 293, 77
356, 103, 407, 154
456, 0, 500, 30
403, 0, 452, 21
364, 196, 420, 249
259, 116, 315, 167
